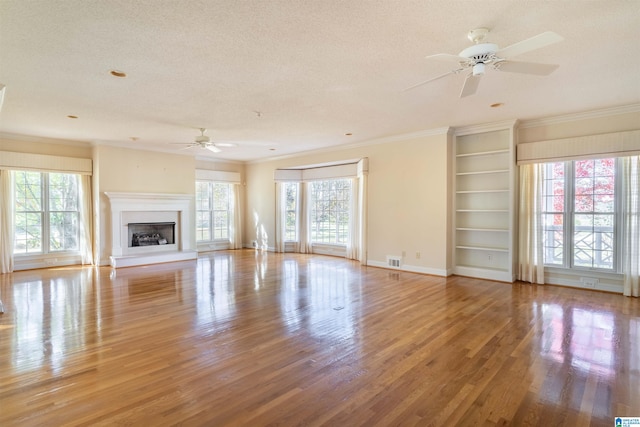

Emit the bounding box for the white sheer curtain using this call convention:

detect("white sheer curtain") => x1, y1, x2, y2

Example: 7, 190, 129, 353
274, 182, 285, 252
0, 170, 14, 273
297, 182, 311, 254
623, 156, 639, 297
346, 177, 359, 260
357, 161, 368, 265
230, 183, 243, 249
517, 163, 544, 284
79, 174, 93, 265
346, 159, 368, 263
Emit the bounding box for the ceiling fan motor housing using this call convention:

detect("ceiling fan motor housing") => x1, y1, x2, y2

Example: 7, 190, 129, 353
460, 43, 498, 62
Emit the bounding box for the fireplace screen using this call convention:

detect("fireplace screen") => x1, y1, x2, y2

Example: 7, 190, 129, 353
128, 222, 175, 247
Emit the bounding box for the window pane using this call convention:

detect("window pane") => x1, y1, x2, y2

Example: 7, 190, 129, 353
213, 184, 230, 240
196, 182, 210, 210
50, 211, 79, 251
310, 179, 351, 245
572, 158, 615, 270
49, 173, 79, 211
15, 171, 42, 211
214, 211, 229, 239
542, 213, 563, 265
48, 174, 80, 252
542, 163, 565, 266
196, 211, 210, 241
14, 212, 43, 254
14, 171, 44, 254
284, 182, 298, 242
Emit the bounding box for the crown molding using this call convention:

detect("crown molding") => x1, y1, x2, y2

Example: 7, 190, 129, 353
453, 119, 518, 136
247, 126, 452, 165
0, 131, 92, 148
519, 103, 640, 129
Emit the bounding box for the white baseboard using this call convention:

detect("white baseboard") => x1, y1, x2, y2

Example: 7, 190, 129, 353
367, 260, 447, 277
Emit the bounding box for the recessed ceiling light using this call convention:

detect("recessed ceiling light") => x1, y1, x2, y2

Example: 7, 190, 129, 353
130, 137, 139, 141
67, 115, 78, 119
345, 133, 353, 136
110, 70, 127, 78
490, 103, 504, 108
269, 148, 276, 151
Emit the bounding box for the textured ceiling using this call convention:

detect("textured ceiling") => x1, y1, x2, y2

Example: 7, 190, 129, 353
1, 0, 639, 162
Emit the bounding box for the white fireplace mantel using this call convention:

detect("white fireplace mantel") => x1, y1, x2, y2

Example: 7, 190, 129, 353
105, 192, 197, 268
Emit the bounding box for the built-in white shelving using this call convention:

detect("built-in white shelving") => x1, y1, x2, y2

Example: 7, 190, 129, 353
453, 124, 516, 282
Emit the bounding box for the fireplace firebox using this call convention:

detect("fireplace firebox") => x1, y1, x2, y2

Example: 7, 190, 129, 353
128, 222, 175, 247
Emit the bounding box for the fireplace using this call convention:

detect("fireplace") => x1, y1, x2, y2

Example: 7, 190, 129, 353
105, 192, 197, 268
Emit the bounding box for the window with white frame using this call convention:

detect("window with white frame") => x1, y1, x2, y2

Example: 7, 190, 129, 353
309, 179, 351, 245
284, 182, 298, 242
13, 171, 80, 255
541, 158, 619, 271
196, 181, 231, 242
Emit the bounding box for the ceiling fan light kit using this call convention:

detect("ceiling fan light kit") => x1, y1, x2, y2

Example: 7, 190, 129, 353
406, 28, 563, 97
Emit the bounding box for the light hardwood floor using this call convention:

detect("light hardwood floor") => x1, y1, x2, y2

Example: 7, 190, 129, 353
0, 250, 638, 426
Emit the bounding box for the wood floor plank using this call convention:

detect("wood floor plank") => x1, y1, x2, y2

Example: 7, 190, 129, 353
0, 250, 639, 426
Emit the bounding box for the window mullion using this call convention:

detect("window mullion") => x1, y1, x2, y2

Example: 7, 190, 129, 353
614, 158, 623, 273
209, 182, 215, 240
42, 173, 50, 255
565, 162, 574, 269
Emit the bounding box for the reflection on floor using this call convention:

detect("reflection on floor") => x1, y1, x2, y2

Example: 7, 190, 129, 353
0, 249, 638, 425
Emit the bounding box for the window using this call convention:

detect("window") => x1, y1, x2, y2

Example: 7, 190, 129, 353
196, 181, 231, 242
309, 179, 351, 245
14, 171, 80, 255
541, 158, 618, 271
284, 182, 298, 242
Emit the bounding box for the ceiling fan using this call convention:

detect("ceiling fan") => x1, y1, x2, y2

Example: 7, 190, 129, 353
171, 128, 235, 153
405, 28, 563, 97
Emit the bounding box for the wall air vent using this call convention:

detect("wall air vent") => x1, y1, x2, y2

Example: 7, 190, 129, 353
387, 256, 402, 268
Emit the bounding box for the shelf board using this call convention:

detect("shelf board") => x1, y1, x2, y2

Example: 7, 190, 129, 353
456, 189, 509, 194
456, 227, 509, 232
456, 169, 509, 176
456, 149, 509, 158
456, 245, 509, 252
453, 265, 514, 282
456, 209, 509, 213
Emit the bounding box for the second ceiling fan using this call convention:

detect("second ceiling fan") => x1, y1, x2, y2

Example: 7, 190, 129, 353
172, 128, 235, 153
405, 28, 563, 97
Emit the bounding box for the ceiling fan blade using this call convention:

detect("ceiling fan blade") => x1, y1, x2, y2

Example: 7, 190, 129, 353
497, 61, 559, 75
460, 73, 481, 98
206, 145, 222, 153
425, 53, 469, 63
403, 69, 463, 92
496, 31, 563, 59
214, 142, 237, 148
